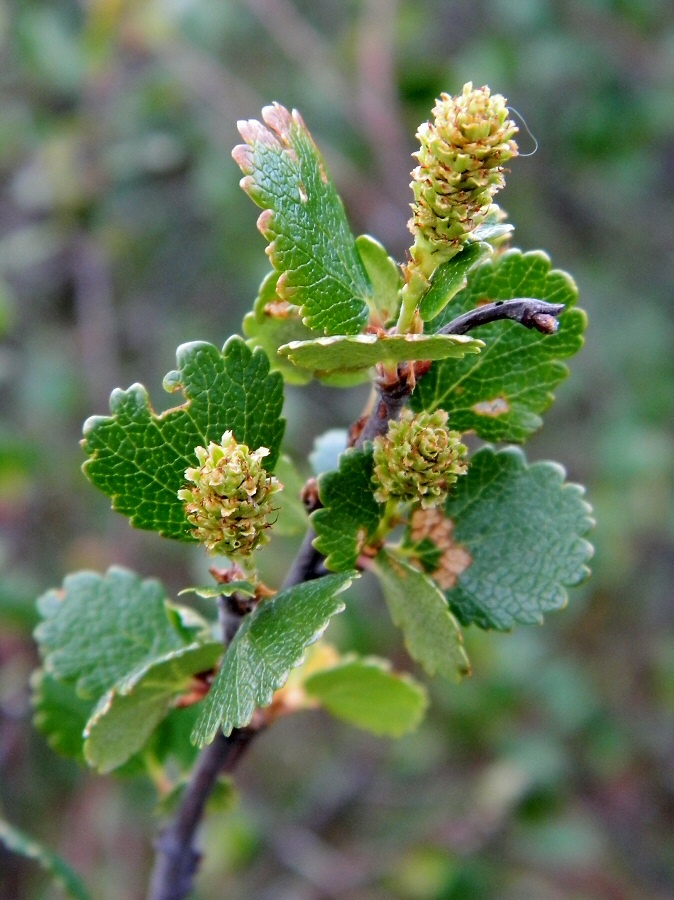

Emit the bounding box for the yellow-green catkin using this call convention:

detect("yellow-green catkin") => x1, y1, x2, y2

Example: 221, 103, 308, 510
408, 82, 519, 280
372, 409, 468, 509
178, 431, 282, 557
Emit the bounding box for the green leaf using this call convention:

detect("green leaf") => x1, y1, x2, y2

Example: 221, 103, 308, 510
234, 104, 372, 335
32, 671, 93, 762
33, 569, 225, 772
374, 548, 471, 681
116, 640, 223, 693
35, 568, 187, 698
412, 250, 586, 442
179, 582, 257, 600
304, 655, 428, 737
147, 705, 203, 772
242, 272, 369, 388
355, 234, 402, 326
442, 446, 594, 630
243, 270, 319, 385
419, 242, 492, 321
401, 534, 443, 575
279, 332, 483, 375
82, 336, 285, 540
311, 449, 384, 572
0, 817, 90, 900
192, 572, 356, 745
84, 642, 222, 773
84, 685, 172, 774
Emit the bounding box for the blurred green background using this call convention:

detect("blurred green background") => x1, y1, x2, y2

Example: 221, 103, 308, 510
1, 1, 673, 897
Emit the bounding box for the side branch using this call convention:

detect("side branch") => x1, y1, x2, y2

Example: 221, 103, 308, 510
354, 377, 413, 446
354, 298, 565, 447
439, 298, 564, 336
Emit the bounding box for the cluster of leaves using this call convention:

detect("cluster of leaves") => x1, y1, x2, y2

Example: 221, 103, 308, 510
32, 100, 593, 800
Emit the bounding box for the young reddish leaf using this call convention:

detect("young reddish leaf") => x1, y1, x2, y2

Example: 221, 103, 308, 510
233, 103, 372, 335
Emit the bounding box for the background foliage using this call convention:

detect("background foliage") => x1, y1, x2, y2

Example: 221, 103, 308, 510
1, 1, 673, 897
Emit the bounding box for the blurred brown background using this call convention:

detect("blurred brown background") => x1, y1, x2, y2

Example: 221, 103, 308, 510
1, 1, 673, 897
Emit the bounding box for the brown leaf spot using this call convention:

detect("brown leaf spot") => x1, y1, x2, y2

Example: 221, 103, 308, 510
410, 507, 472, 590
472, 396, 510, 417
355, 526, 369, 555
263, 299, 295, 319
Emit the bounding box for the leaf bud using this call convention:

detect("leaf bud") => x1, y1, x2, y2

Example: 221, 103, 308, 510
372, 410, 468, 509
178, 432, 282, 557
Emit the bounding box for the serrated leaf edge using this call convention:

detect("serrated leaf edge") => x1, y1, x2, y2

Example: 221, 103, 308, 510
192, 572, 358, 745
444, 445, 595, 628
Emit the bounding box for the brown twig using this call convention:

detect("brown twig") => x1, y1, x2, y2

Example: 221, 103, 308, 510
438, 298, 564, 336
146, 728, 258, 900
146, 540, 327, 900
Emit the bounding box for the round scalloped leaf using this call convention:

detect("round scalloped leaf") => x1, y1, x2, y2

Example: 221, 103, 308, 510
412, 250, 586, 443
304, 654, 428, 737
192, 572, 356, 745
82, 336, 285, 541
279, 332, 483, 375
234, 103, 371, 335
443, 446, 594, 630
34, 567, 189, 699
84, 642, 222, 773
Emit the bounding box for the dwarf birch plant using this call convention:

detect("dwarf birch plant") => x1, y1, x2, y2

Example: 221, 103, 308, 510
29, 85, 593, 900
